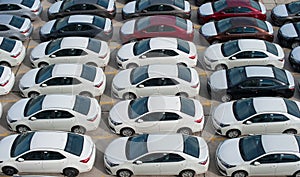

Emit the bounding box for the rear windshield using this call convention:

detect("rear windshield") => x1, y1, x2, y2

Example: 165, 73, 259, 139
137, 17, 150, 31
174, 0, 184, 9
24, 95, 46, 117
64, 133, 84, 156
80, 65, 96, 82
250, 0, 261, 11
183, 135, 199, 158
233, 98, 256, 121
177, 38, 190, 54
87, 38, 101, 53
45, 38, 62, 55
126, 134, 148, 160
21, 0, 35, 8
227, 67, 247, 87
0, 38, 16, 52
265, 41, 278, 56
175, 17, 187, 30
11, 132, 35, 157
137, 0, 150, 10
133, 39, 150, 55
93, 16, 105, 28
239, 135, 265, 161
287, 1, 300, 14
73, 95, 91, 115
221, 40, 240, 57
130, 65, 149, 84
178, 65, 191, 82
272, 67, 288, 84
284, 99, 300, 118
9, 16, 25, 29
180, 97, 195, 116
97, 0, 109, 8
216, 18, 232, 33
256, 19, 268, 31
35, 65, 54, 84
128, 97, 149, 119
213, 0, 227, 12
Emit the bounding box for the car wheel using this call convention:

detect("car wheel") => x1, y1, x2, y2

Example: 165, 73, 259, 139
16, 125, 30, 133
226, 129, 241, 138
38, 62, 49, 68
179, 170, 195, 177
221, 94, 232, 102
211, 40, 220, 44
63, 168, 79, 177
0, 61, 10, 67
177, 128, 192, 135
176, 92, 188, 97
117, 169, 132, 177
126, 63, 138, 69
215, 64, 227, 70
123, 93, 136, 100
79, 91, 93, 97
284, 129, 297, 134
2, 166, 17, 176
293, 170, 300, 177
72, 126, 86, 134
120, 128, 135, 137
232, 170, 247, 177
28, 91, 40, 98
292, 42, 300, 49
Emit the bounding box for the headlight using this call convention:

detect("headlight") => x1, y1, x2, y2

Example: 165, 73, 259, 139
113, 83, 125, 91
105, 156, 119, 167
219, 123, 230, 127
109, 117, 122, 126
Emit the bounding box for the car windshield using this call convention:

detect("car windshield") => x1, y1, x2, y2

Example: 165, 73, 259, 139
178, 65, 191, 82
284, 99, 300, 118
0, 67, 4, 78
0, 38, 16, 52
35, 65, 54, 84
55, 17, 69, 30
64, 133, 84, 156
97, 0, 109, 8
130, 65, 149, 84
137, 0, 150, 10
45, 38, 62, 55
137, 16, 150, 31
133, 39, 150, 55
272, 67, 288, 84
227, 67, 247, 87
125, 134, 148, 160
175, 17, 187, 30
174, 0, 184, 9
213, 0, 227, 12
87, 38, 102, 53
256, 19, 268, 31
286, 1, 300, 14
9, 16, 25, 29
183, 134, 199, 158
177, 38, 190, 54
128, 97, 149, 119
80, 64, 96, 82
62, 0, 74, 10
24, 95, 45, 117
239, 135, 265, 161
93, 16, 105, 28
73, 95, 91, 115
265, 41, 278, 56
10, 132, 35, 157
221, 40, 240, 57
250, 0, 261, 11
180, 97, 195, 116
233, 98, 256, 121
216, 18, 232, 33
21, 0, 35, 8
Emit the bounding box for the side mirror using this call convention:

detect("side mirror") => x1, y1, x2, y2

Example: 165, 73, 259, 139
134, 160, 142, 165
138, 84, 144, 88
253, 161, 260, 166
50, 55, 56, 58
41, 83, 47, 87
30, 117, 37, 121
137, 119, 144, 123
17, 158, 24, 162
245, 121, 252, 125
141, 55, 146, 59
230, 57, 237, 60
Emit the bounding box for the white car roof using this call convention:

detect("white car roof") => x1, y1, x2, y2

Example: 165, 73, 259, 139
52, 64, 83, 77
245, 66, 274, 78
238, 39, 267, 51
30, 131, 68, 150
253, 97, 287, 113
60, 37, 90, 49
42, 95, 76, 110
0, 15, 13, 24
262, 134, 300, 153
148, 96, 181, 112
68, 15, 94, 24
148, 65, 179, 78
147, 134, 184, 152
149, 38, 178, 50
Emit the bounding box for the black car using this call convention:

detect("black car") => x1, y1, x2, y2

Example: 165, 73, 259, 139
271, 1, 300, 26
39, 14, 113, 42
207, 66, 295, 102
47, 0, 116, 20
277, 22, 300, 49
122, 0, 191, 19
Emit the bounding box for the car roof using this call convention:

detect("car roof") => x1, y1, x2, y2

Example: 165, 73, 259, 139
60, 37, 90, 49
229, 17, 260, 27
0, 0, 22, 4
253, 97, 287, 113
149, 37, 178, 50
71, 0, 99, 5
237, 39, 267, 51
147, 65, 179, 78
262, 134, 300, 153
147, 96, 181, 112
225, 0, 252, 8
147, 134, 184, 152
147, 15, 178, 26
147, 0, 183, 6
245, 66, 275, 78
30, 131, 68, 150
0, 15, 13, 24
42, 95, 76, 110
52, 64, 83, 77
68, 15, 94, 24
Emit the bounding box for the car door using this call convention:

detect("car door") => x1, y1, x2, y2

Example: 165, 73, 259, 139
15, 151, 44, 173
232, 78, 260, 98
159, 153, 186, 175
42, 151, 67, 172
249, 154, 278, 176
256, 78, 281, 97
51, 49, 88, 64
242, 26, 260, 39
241, 114, 268, 134
50, 110, 75, 131
134, 112, 161, 133
28, 110, 55, 130
40, 77, 63, 94
275, 154, 300, 176
265, 114, 290, 133
248, 51, 269, 65
135, 78, 160, 96
44, 77, 82, 94
227, 51, 252, 68
132, 153, 162, 175
158, 78, 179, 95
158, 112, 181, 133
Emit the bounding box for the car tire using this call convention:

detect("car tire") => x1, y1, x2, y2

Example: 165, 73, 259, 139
120, 128, 135, 137
16, 125, 30, 133
126, 63, 138, 69
292, 42, 300, 49
215, 64, 227, 70
38, 62, 49, 68
72, 126, 86, 134
0, 61, 10, 67
221, 94, 232, 102
79, 91, 93, 97
63, 168, 79, 177
226, 129, 241, 138
284, 129, 297, 134
2, 166, 18, 176
177, 128, 192, 135
28, 91, 40, 98
117, 169, 132, 177
293, 170, 300, 177
179, 170, 195, 177
176, 92, 188, 97
232, 170, 248, 177
123, 93, 136, 100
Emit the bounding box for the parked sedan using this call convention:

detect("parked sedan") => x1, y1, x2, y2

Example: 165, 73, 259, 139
30, 37, 110, 68
213, 97, 300, 138
277, 22, 300, 49
271, 1, 300, 26
48, 0, 116, 20
197, 0, 266, 24
0, 14, 33, 41
7, 94, 101, 134
119, 15, 194, 44
0, 66, 15, 95
116, 37, 197, 69
122, 0, 191, 19
19, 64, 106, 98
104, 134, 209, 177
0, 131, 95, 177
0, 37, 26, 67
204, 39, 284, 70
200, 17, 274, 44
216, 134, 300, 177
109, 96, 204, 136
207, 66, 295, 102
40, 15, 113, 42
112, 64, 200, 99
0, 0, 42, 20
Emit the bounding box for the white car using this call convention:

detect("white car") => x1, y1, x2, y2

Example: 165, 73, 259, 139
108, 96, 204, 136
0, 131, 95, 177
0, 66, 15, 95
7, 94, 101, 134
30, 37, 110, 68
112, 64, 200, 99
19, 64, 106, 98
0, 37, 26, 67
212, 97, 300, 138
116, 37, 197, 69
204, 39, 284, 70
104, 134, 209, 177
216, 134, 300, 177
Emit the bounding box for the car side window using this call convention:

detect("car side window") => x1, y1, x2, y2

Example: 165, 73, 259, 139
145, 5, 159, 11
0, 25, 9, 31
140, 78, 161, 87
161, 78, 178, 86
247, 114, 270, 123
252, 51, 268, 58
259, 79, 280, 87
236, 7, 252, 13
20, 151, 43, 160
241, 79, 259, 87
234, 51, 252, 59
61, 24, 77, 31
33, 110, 54, 119
144, 50, 162, 58
145, 26, 159, 33
227, 27, 243, 34
0, 4, 21, 11
243, 27, 258, 33
160, 25, 175, 32
54, 110, 74, 118
139, 112, 163, 122
269, 114, 289, 122
62, 77, 81, 85
43, 77, 64, 86
43, 151, 65, 160
256, 154, 280, 164
54, 49, 87, 57
165, 153, 185, 162
137, 153, 166, 163
160, 5, 174, 11
80, 24, 93, 31
279, 154, 300, 163
163, 49, 179, 56
223, 7, 235, 13
161, 112, 180, 121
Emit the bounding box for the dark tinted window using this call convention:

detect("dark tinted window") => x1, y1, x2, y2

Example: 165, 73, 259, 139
21, 151, 43, 160
284, 99, 300, 118
133, 39, 150, 55
265, 41, 278, 56
213, 0, 227, 12
183, 134, 199, 158
180, 97, 195, 116
128, 97, 149, 119
11, 132, 35, 157
178, 65, 191, 82
250, 0, 261, 11
0, 66, 3, 77
45, 39, 62, 55
126, 134, 148, 160
9, 16, 25, 29
21, 0, 35, 8
137, 0, 150, 11
216, 18, 232, 33
280, 154, 300, 163
286, 1, 300, 14
221, 40, 240, 57
43, 151, 65, 160
272, 67, 288, 84
80, 65, 96, 82
175, 17, 187, 30
35, 65, 54, 84
0, 38, 15, 52
73, 95, 91, 115
97, 0, 109, 8
177, 38, 190, 54
24, 95, 46, 117
174, 0, 184, 9
256, 19, 268, 31
64, 133, 84, 156
233, 98, 256, 121
92, 16, 105, 28
130, 65, 149, 84
257, 154, 280, 164
227, 67, 247, 87
239, 135, 265, 161
87, 38, 101, 53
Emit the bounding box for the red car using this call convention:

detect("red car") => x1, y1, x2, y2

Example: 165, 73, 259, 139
119, 15, 194, 44
197, 0, 266, 24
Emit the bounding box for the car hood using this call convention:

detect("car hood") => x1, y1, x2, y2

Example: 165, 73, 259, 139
209, 70, 228, 90
120, 20, 136, 35
204, 44, 223, 60
105, 137, 128, 164
0, 134, 18, 161
109, 100, 130, 123
272, 4, 288, 17
200, 22, 217, 36
198, 3, 213, 16
40, 20, 56, 35
217, 138, 244, 166
122, 1, 136, 14
117, 42, 135, 59
7, 98, 30, 121
19, 68, 39, 88
112, 69, 132, 88
30, 42, 48, 60
48, 1, 62, 14
213, 102, 236, 124
280, 23, 298, 38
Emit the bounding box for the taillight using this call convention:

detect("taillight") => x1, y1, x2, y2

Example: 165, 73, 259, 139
80, 147, 93, 163
189, 55, 196, 59
21, 28, 29, 34
279, 58, 284, 62
95, 81, 103, 88
199, 157, 208, 165
194, 117, 203, 123
99, 52, 108, 59
11, 52, 21, 58
289, 86, 295, 91
0, 80, 9, 87
88, 114, 98, 122
31, 8, 39, 12
191, 82, 199, 88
